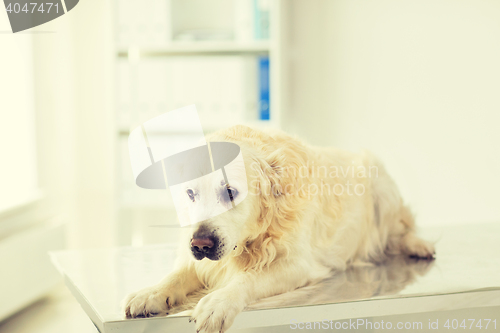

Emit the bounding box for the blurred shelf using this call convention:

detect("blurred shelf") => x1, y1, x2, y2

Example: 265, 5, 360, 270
113, 0, 284, 246
117, 41, 271, 58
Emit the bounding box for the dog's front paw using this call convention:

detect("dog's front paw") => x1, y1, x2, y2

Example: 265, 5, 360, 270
190, 289, 244, 333
123, 286, 185, 318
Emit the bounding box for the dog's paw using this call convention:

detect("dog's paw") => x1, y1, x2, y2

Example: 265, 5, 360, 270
190, 289, 244, 333
123, 286, 185, 318
403, 233, 435, 260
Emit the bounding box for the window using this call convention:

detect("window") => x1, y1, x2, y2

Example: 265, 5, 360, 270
0, 33, 40, 214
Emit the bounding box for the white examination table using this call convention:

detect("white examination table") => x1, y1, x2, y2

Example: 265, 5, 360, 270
50, 223, 500, 332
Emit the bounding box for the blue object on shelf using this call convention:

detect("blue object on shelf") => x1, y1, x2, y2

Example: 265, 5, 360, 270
258, 56, 270, 121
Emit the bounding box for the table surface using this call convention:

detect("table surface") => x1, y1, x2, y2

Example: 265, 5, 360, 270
51, 223, 500, 333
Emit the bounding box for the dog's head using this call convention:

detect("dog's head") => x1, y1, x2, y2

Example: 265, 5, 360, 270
183, 126, 309, 268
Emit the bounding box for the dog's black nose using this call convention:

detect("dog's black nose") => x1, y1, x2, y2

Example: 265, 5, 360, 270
191, 236, 215, 256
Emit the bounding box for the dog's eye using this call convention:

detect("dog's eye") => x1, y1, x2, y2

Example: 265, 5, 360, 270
186, 188, 195, 202
226, 185, 239, 202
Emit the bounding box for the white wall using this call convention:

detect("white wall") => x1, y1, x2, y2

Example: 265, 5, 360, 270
284, 0, 500, 226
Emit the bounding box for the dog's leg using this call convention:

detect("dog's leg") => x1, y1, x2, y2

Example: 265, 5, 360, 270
124, 264, 202, 317
368, 155, 435, 260
383, 204, 435, 259
190, 263, 319, 333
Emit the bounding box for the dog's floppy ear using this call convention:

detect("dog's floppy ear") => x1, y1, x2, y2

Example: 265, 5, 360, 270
236, 135, 310, 271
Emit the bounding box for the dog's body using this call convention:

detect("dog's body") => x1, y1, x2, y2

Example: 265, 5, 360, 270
124, 126, 434, 332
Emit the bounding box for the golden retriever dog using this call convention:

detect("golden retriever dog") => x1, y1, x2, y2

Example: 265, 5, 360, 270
124, 125, 435, 333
